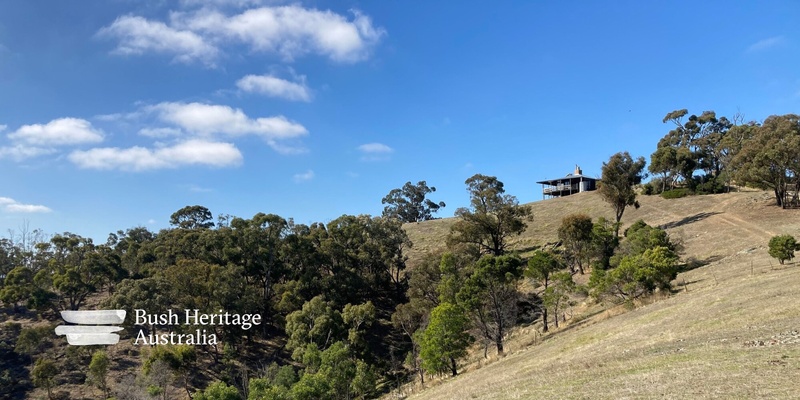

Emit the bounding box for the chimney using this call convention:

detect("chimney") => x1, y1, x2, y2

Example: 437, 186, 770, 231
575, 165, 582, 175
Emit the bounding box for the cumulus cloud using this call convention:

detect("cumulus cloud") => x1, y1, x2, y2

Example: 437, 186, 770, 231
0, 197, 52, 213
98, 15, 219, 65
100, 5, 384, 65
8, 118, 104, 146
293, 169, 314, 182
0, 125, 6, 133
747, 36, 786, 53
147, 101, 307, 139
0, 118, 103, 161
237, 74, 312, 101
357, 142, 393, 161
68, 139, 243, 171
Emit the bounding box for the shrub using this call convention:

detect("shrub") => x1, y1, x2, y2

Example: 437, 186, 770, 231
769, 235, 798, 265
661, 188, 691, 199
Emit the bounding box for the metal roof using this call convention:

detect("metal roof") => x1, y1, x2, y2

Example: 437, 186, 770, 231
536, 174, 597, 185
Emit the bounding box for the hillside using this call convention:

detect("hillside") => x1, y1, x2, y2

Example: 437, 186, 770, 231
399, 189, 800, 399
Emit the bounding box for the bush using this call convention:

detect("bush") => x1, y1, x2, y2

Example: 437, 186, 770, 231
769, 235, 798, 265
642, 178, 666, 195
661, 188, 691, 199
693, 175, 727, 195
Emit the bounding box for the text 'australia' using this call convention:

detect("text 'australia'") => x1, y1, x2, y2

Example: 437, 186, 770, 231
133, 309, 262, 346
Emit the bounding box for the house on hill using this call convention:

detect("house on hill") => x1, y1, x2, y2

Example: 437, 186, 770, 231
536, 165, 597, 200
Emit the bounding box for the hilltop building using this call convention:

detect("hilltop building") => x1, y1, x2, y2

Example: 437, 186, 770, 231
536, 165, 597, 200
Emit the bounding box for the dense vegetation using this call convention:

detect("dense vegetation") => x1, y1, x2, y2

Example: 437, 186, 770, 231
0, 110, 797, 400
646, 110, 800, 208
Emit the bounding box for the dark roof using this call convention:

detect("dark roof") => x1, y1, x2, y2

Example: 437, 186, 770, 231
536, 174, 597, 185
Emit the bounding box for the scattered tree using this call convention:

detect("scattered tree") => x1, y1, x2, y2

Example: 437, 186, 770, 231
31, 358, 58, 399
448, 174, 532, 255
768, 234, 798, 265
525, 251, 563, 332
382, 181, 446, 222
88, 350, 110, 398
457, 255, 522, 355
419, 302, 472, 376
558, 213, 594, 274
598, 152, 647, 237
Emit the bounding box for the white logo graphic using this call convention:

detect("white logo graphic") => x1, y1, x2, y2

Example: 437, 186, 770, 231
55, 310, 126, 345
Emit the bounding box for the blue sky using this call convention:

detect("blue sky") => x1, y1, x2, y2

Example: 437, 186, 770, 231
1, 1, 798, 242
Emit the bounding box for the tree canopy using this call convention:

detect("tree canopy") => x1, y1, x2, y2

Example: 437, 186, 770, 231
598, 152, 647, 236
381, 181, 446, 222
448, 174, 532, 255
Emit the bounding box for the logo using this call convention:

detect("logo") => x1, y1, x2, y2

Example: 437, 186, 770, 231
55, 310, 126, 346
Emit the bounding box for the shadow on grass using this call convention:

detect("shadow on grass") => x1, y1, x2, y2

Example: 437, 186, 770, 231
678, 255, 723, 273
537, 307, 610, 345
659, 211, 721, 230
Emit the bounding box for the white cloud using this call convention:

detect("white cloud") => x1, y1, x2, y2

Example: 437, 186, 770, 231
100, 6, 384, 65
357, 142, 393, 154
357, 142, 393, 161
138, 127, 184, 138
186, 184, 213, 193
147, 219, 157, 224
0, 145, 57, 161
8, 118, 104, 146
148, 101, 307, 139
747, 36, 786, 53
0, 124, 6, 133
68, 139, 242, 171
98, 15, 219, 65
236, 74, 311, 101
180, 0, 265, 7
0, 197, 52, 213
293, 169, 314, 182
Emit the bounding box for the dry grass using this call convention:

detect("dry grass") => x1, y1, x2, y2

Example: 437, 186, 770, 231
397, 190, 800, 399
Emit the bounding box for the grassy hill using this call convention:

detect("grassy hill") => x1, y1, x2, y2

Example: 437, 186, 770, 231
398, 189, 800, 399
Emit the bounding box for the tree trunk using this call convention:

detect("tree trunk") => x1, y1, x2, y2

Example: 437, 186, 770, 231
495, 337, 504, 356
450, 357, 458, 376
542, 308, 549, 332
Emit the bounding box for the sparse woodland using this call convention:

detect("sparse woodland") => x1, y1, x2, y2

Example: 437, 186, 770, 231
0, 110, 798, 399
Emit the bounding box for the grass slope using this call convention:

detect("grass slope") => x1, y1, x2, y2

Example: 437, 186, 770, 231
400, 190, 800, 399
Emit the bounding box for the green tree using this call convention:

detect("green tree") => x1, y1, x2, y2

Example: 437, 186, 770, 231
448, 174, 532, 255
170, 205, 215, 229
88, 350, 110, 398
768, 234, 798, 265
457, 255, 522, 355
31, 358, 58, 399
285, 296, 344, 361
525, 251, 563, 332
0, 266, 36, 312
381, 181, 446, 222
419, 302, 472, 376
541, 271, 575, 329
558, 213, 594, 275
342, 301, 376, 353
590, 217, 619, 269
731, 114, 800, 207
143, 345, 197, 398
648, 145, 677, 192
391, 300, 428, 383
194, 381, 242, 400
598, 152, 647, 237
593, 246, 678, 302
